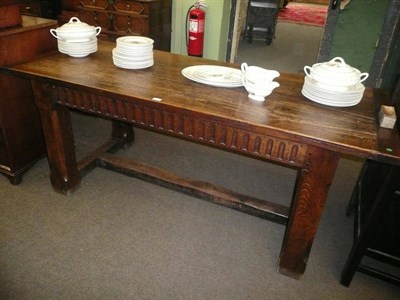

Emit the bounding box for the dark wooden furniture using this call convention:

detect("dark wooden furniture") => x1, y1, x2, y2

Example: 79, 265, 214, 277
0, 0, 22, 29
58, 0, 172, 51
17, 0, 61, 19
4, 40, 400, 279
0, 16, 57, 184
341, 78, 400, 286
341, 160, 400, 286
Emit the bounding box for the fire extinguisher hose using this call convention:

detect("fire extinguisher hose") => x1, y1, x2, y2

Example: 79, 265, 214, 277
185, 5, 196, 50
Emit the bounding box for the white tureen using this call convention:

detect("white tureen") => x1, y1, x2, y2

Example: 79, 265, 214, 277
304, 57, 368, 87
50, 17, 101, 42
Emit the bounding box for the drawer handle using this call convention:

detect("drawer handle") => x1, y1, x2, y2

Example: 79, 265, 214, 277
126, 4, 130, 10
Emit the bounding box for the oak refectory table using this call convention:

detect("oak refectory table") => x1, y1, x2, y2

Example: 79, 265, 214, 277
3, 40, 400, 279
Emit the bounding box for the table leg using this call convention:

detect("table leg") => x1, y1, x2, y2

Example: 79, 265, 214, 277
278, 146, 339, 278
111, 120, 135, 150
32, 81, 80, 195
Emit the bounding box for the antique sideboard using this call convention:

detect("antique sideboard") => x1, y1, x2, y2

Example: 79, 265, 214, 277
0, 16, 57, 184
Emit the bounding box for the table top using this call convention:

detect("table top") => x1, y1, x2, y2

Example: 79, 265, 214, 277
5, 40, 400, 164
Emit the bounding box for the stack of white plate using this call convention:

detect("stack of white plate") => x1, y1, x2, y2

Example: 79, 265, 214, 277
301, 76, 366, 107
57, 38, 98, 58
112, 36, 154, 69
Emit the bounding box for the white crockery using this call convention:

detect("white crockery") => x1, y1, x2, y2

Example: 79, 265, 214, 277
56, 36, 98, 58
116, 36, 154, 48
112, 36, 155, 69
301, 75, 365, 107
57, 38, 97, 50
181, 65, 243, 87
242, 77, 280, 101
304, 57, 368, 86
50, 17, 101, 42
241, 63, 280, 84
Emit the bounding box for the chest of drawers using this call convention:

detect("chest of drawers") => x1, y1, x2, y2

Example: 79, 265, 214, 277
59, 0, 171, 51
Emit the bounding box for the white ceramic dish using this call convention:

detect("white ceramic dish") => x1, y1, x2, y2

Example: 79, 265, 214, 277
58, 48, 97, 58
113, 58, 154, 69
181, 65, 243, 87
301, 88, 362, 107
241, 63, 280, 84
50, 17, 101, 42
242, 77, 280, 101
301, 75, 365, 107
304, 57, 368, 87
116, 36, 154, 47
304, 76, 365, 97
112, 48, 153, 59
57, 39, 97, 52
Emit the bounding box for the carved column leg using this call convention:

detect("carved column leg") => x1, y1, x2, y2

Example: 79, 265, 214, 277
278, 146, 339, 278
31, 81, 80, 195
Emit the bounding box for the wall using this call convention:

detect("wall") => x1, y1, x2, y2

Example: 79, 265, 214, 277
171, 0, 230, 60
329, 0, 390, 73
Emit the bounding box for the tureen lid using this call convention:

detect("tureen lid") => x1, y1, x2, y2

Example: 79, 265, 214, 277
56, 17, 96, 33
305, 57, 369, 83
314, 57, 358, 75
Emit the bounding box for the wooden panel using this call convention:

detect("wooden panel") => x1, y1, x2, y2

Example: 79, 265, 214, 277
0, 16, 56, 184
0, 16, 57, 65
62, 0, 80, 11
79, 9, 111, 30
18, 1, 41, 16
0, 4, 22, 28
113, 0, 149, 14
80, 0, 109, 9
113, 14, 148, 35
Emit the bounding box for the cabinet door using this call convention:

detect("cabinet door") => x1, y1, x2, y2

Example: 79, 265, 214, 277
113, 0, 149, 15
0, 127, 11, 172
62, 0, 81, 11
80, 0, 109, 9
80, 9, 111, 31
113, 14, 148, 35
18, 0, 42, 16
0, 74, 46, 173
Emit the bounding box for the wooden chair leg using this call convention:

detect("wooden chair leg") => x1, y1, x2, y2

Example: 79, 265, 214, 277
341, 163, 400, 286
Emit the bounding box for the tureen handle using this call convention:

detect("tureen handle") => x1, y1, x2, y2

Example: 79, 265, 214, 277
94, 26, 102, 37
304, 66, 312, 78
49, 29, 60, 39
330, 57, 345, 64
359, 73, 369, 83
68, 17, 81, 24
241, 62, 248, 73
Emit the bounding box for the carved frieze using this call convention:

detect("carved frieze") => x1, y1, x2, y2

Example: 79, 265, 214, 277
52, 85, 307, 166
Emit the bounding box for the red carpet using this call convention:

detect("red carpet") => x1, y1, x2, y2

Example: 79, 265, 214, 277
278, 3, 327, 27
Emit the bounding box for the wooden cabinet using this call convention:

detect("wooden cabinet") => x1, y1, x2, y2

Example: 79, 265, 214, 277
0, 16, 57, 184
59, 0, 172, 51
17, 0, 61, 19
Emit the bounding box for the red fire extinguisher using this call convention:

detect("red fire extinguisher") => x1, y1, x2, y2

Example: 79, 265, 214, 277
186, 1, 207, 57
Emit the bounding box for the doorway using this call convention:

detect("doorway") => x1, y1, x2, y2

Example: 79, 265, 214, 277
228, 0, 329, 74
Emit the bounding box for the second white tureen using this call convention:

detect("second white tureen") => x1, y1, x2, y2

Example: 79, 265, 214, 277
304, 57, 369, 87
